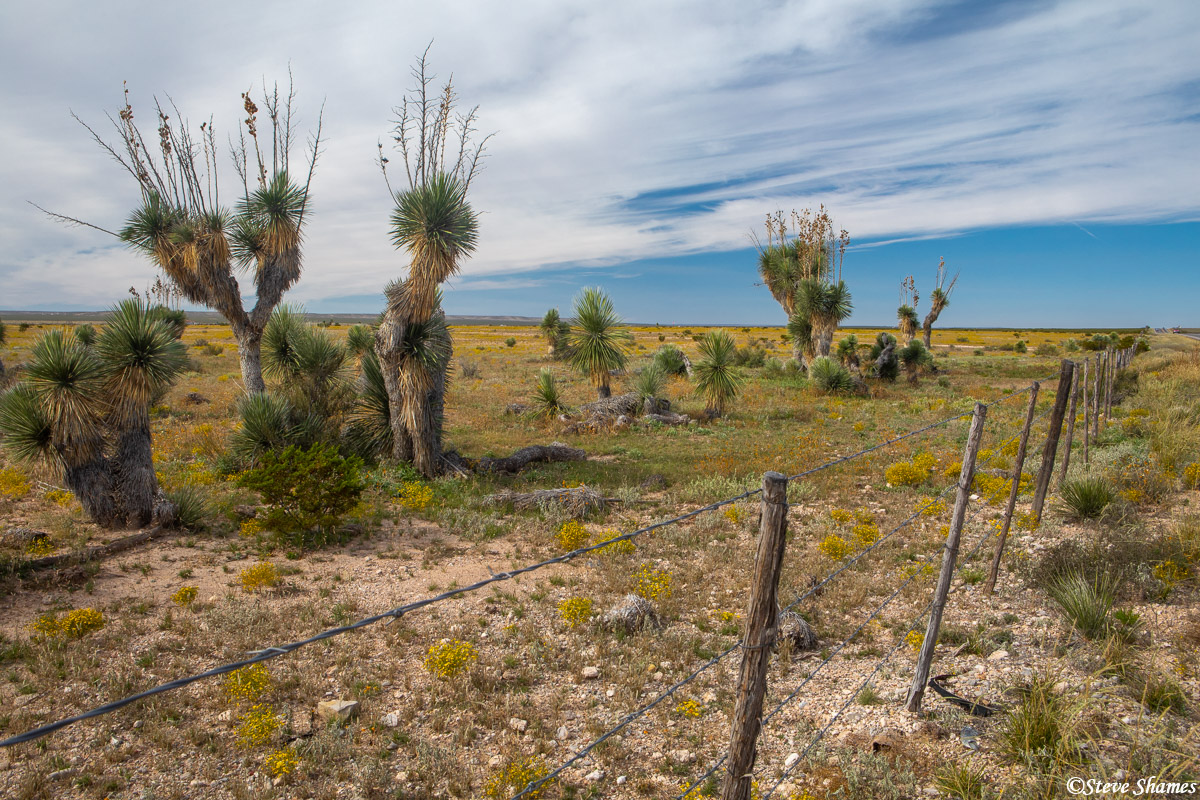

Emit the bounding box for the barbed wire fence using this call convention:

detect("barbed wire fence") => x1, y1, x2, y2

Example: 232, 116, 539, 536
1, 359, 1107, 799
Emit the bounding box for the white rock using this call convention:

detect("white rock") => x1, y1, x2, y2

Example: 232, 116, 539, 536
382, 712, 401, 728
606, 688, 615, 697
582, 666, 600, 679
585, 770, 604, 782
317, 699, 360, 722
617, 776, 627, 785
784, 753, 800, 769
556, 726, 570, 740
509, 717, 528, 733
987, 650, 1010, 661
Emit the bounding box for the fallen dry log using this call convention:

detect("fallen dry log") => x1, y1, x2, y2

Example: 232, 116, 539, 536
19, 525, 170, 572
485, 486, 606, 517
475, 443, 586, 473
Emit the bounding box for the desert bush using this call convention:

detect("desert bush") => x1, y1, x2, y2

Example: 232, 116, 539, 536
171, 586, 198, 607
732, 344, 767, 368
484, 756, 552, 799
809, 356, 854, 394
1058, 476, 1115, 519
237, 443, 366, 548
505, 337, 516, 348
652, 344, 689, 377
558, 596, 593, 628
460, 360, 480, 379
424, 639, 477, 679
30, 608, 105, 640
1048, 571, 1115, 639
240, 562, 280, 593
1035, 342, 1058, 356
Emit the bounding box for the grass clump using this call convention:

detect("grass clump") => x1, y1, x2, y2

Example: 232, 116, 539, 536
1058, 476, 1115, 519
999, 676, 1083, 776
1047, 571, 1114, 639
424, 639, 477, 679
934, 762, 987, 800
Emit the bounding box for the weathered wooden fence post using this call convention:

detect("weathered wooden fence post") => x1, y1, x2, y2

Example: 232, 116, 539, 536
1031, 360, 1075, 525
1092, 351, 1102, 439
984, 383, 1039, 595
1104, 347, 1114, 421
1057, 366, 1081, 486
722, 472, 789, 800
1082, 358, 1090, 467
905, 402, 987, 712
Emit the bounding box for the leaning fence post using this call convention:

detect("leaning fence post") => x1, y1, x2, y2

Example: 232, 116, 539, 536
722, 472, 789, 800
905, 402, 987, 712
1057, 366, 1081, 487
984, 383, 1039, 595
1031, 360, 1075, 525
1082, 358, 1090, 467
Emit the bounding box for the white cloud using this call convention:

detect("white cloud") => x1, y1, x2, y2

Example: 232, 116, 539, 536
0, 0, 1196, 308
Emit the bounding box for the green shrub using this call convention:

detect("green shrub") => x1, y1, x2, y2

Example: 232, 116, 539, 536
237, 443, 366, 548
505, 337, 516, 348
1058, 476, 1115, 519
1014, 340, 1027, 353
1048, 571, 1115, 639
1035, 342, 1058, 356
652, 344, 689, 377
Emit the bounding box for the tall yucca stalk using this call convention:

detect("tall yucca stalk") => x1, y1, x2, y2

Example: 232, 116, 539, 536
567, 287, 633, 399
374, 49, 490, 477
922, 257, 960, 349
897, 275, 919, 344
44, 79, 322, 394
755, 207, 850, 367
0, 300, 185, 528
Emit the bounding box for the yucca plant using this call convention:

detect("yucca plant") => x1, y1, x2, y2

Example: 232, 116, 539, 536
567, 287, 633, 399
652, 344, 689, 377
694, 330, 744, 417
809, 356, 854, 394
1058, 476, 1116, 519
539, 309, 570, 358
73, 323, 96, 347
230, 392, 299, 464
836, 334, 860, 369
869, 332, 899, 382
47, 80, 323, 394
898, 339, 934, 384
897, 275, 919, 344
1048, 571, 1115, 639
797, 279, 853, 358
530, 369, 568, 419
374, 51, 489, 477
261, 306, 351, 425
346, 324, 375, 359
0, 299, 186, 528
922, 257, 959, 348
756, 207, 850, 366
632, 363, 666, 403
345, 350, 393, 459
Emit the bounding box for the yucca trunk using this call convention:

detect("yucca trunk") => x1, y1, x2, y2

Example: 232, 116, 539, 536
232, 324, 266, 394
922, 304, 944, 349
813, 315, 838, 358
406, 340, 450, 476
111, 418, 163, 528
64, 456, 120, 528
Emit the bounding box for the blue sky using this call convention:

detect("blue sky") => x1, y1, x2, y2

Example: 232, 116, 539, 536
1, 0, 1197, 326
